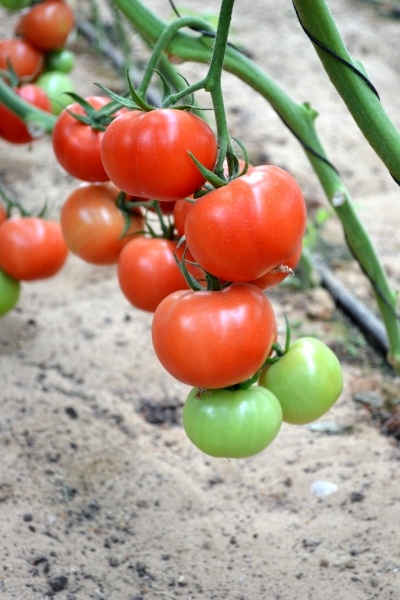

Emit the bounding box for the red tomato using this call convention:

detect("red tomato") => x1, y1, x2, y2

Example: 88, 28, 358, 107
52, 96, 125, 182
250, 242, 303, 290
0, 84, 52, 144
118, 237, 202, 312
15, 0, 75, 52
152, 283, 276, 389
173, 198, 193, 238
0, 38, 44, 80
0, 204, 7, 225
0, 217, 68, 280
184, 165, 306, 282
100, 109, 218, 201
146, 200, 177, 216
60, 182, 144, 265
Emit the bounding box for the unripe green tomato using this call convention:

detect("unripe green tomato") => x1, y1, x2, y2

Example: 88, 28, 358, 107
45, 49, 75, 74
258, 337, 343, 425
0, 269, 20, 316
0, 0, 30, 9
183, 385, 283, 458
36, 71, 75, 115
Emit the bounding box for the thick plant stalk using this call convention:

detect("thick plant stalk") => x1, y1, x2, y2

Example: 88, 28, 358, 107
292, 0, 400, 183
110, 0, 400, 370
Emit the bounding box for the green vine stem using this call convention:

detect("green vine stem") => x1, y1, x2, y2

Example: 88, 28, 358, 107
110, 0, 400, 369
292, 0, 400, 184
135, 0, 236, 177
0, 77, 56, 135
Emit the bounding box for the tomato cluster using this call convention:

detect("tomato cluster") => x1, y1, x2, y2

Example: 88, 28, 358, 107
0, 10, 344, 459
0, 0, 76, 144
48, 97, 343, 459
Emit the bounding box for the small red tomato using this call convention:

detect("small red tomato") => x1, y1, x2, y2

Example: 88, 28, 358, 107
60, 182, 144, 265
0, 217, 68, 280
15, 0, 75, 52
52, 96, 125, 182
0, 204, 7, 226
173, 198, 193, 238
118, 237, 202, 312
250, 242, 303, 290
0, 38, 44, 79
0, 84, 52, 144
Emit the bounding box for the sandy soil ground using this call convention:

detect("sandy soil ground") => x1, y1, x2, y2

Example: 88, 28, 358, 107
1, 1, 400, 599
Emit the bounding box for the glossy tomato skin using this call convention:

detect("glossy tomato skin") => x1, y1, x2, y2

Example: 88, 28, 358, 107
0, 269, 21, 316
117, 237, 202, 313
185, 165, 307, 282
0, 217, 68, 281
100, 109, 218, 201
15, 0, 75, 52
250, 242, 303, 290
183, 386, 283, 458
52, 96, 122, 180
0, 84, 52, 144
0, 38, 44, 80
258, 337, 343, 425
173, 198, 193, 238
60, 182, 144, 265
36, 71, 75, 115
152, 283, 276, 389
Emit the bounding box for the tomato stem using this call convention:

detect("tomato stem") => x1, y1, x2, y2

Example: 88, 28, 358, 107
0, 76, 56, 134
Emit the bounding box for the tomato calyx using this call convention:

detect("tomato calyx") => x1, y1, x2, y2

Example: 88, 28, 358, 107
123, 197, 177, 241
62, 92, 125, 132
174, 243, 222, 292
95, 71, 154, 113
224, 315, 292, 392
0, 181, 47, 218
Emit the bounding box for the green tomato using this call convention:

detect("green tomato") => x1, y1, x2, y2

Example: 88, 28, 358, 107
258, 337, 343, 425
0, 269, 20, 316
0, 0, 29, 9
45, 50, 76, 74
183, 386, 283, 458
36, 71, 75, 115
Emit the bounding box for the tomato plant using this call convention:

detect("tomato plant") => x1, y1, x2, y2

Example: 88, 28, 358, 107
0, 217, 68, 281
100, 108, 218, 201
52, 96, 123, 179
258, 337, 343, 424
183, 386, 283, 458
184, 165, 306, 282
250, 242, 303, 290
0, 0, 29, 9
60, 182, 144, 265
0, 269, 20, 316
0, 38, 44, 80
0, 83, 52, 144
118, 237, 202, 312
15, 0, 75, 52
173, 198, 193, 238
36, 70, 75, 115
152, 283, 276, 389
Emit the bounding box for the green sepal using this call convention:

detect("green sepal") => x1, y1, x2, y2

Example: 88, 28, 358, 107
187, 151, 228, 189
94, 82, 138, 110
